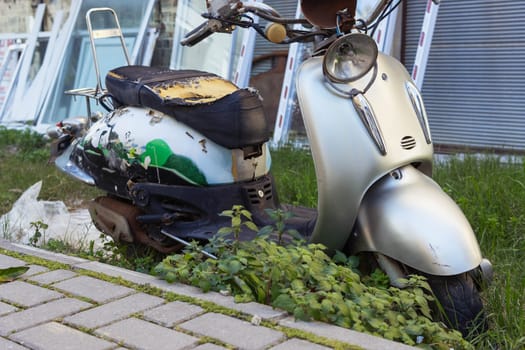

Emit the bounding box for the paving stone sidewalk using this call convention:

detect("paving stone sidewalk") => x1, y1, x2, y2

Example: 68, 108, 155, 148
0, 239, 415, 350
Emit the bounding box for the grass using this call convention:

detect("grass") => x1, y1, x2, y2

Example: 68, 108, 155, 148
433, 156, 525, 349
0, 126, 102, 214
0, 127, 524, 349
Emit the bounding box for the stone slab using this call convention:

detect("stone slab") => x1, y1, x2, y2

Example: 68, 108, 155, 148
28, 269, 77, 284
64, 292, 164, 329
0, 281, 63, 307
0, 336, 28, 350
180, 312, 285, 350
142, 301, 204, 327
269, 338, 332, 350
23, 264, 49, 276
195, 291, 288, 320
0, 298, 92, 336
10, 322, 114, 350
148, 279, 205, 298
0, 242, 88, 265
0, 254, 26, 268
78, 262, 285, 319
52, 275, 134, 303
95, 317, 199, 350
74, 261, 159, 286
0, 301, 17, 316
193, 344, 228, 350
279, 317, 417, 350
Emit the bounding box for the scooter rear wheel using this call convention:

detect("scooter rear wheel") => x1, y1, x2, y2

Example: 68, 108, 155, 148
426, 272, 487, 338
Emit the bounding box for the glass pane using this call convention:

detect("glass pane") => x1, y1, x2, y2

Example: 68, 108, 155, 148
171, 0, 236, 78
38, 0, 154, 125
356, 0, 386, 23
0, 40, 23, 113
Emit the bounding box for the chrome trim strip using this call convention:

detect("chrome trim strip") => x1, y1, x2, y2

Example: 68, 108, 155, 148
55, 144, 96, 186
406, 82, 432, 144
352, 93, 387, 155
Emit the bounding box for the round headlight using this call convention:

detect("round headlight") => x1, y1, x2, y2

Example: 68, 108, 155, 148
323, 33, 378, 83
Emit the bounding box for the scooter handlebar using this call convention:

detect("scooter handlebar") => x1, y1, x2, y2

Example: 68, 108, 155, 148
180, 0, 320, 47
180, 21, 214, 47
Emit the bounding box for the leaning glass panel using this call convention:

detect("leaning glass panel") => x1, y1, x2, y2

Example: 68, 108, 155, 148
37, 0, 155, 126
170, 0, 239, 79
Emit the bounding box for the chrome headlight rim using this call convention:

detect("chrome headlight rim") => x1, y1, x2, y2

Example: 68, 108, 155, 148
323, 33, 379, 84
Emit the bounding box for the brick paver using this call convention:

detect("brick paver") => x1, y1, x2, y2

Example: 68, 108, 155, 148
142, 300, 204, 327
28, 269, 77, 284
0, 254, 26, 268
0, 240, 418, 350
10, 322, 114, 350
24, 265, 49, 276
270, 338, 332, 350
64, 293, 164, 329
0, 298, 91, 336
193, 344, 228, 350
180, 312, 286, 350
0, 301, 17, 316
0, 281, 63, 307
0, 336, 28, 350
279, 317, 417, 350
52, 275, 134, 303
95, 317, 199, 350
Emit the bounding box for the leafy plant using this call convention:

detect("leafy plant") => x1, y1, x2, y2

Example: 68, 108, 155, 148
155, 208, 472, 350
217, 205, 258, 251
258, 208, 303, 244
28, 220, 48, 247
0, 266, 29, 283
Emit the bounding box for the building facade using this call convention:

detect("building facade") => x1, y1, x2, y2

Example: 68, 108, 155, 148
404, 0, 525, 152
2, 0, 524, 152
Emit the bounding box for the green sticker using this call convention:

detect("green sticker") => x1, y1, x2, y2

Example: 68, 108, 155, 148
140, 139, 207, 185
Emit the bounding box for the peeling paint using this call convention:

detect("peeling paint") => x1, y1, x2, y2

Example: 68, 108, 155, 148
153, 77, 237, 104
199, 139, 207, 153
149, 112, 162, 125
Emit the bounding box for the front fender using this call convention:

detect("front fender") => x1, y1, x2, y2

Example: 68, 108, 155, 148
349, 165, 483, 276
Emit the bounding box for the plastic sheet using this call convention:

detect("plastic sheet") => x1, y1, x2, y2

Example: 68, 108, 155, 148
0, 181, 103, 249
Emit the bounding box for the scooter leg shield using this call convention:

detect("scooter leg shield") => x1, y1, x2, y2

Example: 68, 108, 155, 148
349, 165, 484, 276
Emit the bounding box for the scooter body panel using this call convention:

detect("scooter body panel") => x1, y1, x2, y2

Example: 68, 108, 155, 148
296, 53, 434, 252
69, 106, 271, 190
351, 165, 483, 275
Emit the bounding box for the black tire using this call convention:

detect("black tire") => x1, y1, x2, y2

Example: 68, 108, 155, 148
426, 273, 487, 338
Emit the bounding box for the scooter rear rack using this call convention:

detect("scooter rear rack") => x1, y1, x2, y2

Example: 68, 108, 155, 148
65, 8, 130, 118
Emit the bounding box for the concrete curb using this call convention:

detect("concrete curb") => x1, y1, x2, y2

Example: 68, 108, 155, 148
0, 239, 416, 350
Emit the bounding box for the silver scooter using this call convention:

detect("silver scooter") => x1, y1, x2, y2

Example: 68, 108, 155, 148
50, 0, 492, 336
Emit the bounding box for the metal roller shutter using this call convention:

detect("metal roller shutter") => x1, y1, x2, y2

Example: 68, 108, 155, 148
403, 0, 525, 152
251, 0, 298, 76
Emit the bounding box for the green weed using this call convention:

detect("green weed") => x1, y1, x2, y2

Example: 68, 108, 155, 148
1, 128, 523, 349
28, 220, 48, 247
155, 207, 471, 349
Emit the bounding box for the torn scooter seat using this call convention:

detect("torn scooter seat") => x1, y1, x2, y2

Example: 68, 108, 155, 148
105, 65, 269, 149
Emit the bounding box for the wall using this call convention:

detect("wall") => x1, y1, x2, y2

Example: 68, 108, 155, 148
0, 0, 34, 33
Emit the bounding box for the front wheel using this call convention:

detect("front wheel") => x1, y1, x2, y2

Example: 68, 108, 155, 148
426, 273, 487, 337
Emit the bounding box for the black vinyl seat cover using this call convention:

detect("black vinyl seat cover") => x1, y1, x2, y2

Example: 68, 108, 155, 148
105, 65, 270, 149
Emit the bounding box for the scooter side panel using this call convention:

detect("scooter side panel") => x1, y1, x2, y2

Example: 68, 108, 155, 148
353, 165, 483, 275
75, 107, 270, 187
296, 55, 433, 251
